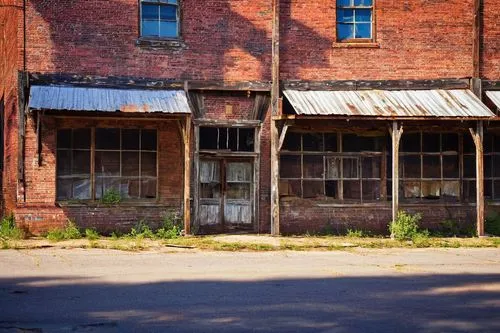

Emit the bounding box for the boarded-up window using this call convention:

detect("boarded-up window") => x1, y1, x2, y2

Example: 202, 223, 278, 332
57, 128, 157, 201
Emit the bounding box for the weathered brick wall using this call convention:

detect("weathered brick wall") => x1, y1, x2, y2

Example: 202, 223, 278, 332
280, 200, 476, 235
26, 0, 272, 81
281, 0, 475, 81
202, 92, 256, 120
482, 0, 500, 80
0, 0, 22, 213
15, 115, 184, 234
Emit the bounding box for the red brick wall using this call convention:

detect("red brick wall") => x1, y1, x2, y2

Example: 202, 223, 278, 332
26, 0, 272, 81
0, 0, 23, 213
482, 0, 500, 80
281, 0, 475, 81
202, 92, 256, 120
15, 115, 184, 234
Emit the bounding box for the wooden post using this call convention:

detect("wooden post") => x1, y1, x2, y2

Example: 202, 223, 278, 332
270, 0, 280, 236
470, 121, 485, 237
182, 116, 192, 235
390, 121, 403, 238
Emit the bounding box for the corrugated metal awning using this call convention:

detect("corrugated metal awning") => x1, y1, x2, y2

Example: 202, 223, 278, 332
29, 85, 191, 114
486, 91, 500, 110
283, 89, 494, 118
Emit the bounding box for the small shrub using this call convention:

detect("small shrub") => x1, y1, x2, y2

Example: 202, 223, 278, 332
85, 229, 100, 241
156, 212, 182, 240
412, 230, 430, 247
46, 221, 81, 242
389, 211, 428, 241
100, 188, 121, 205
485, 212, 500, 236
0, 215, 25, 240
346, 229, 365, 238
128, 220, 155, 239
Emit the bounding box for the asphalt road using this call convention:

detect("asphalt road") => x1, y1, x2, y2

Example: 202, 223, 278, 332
0, 248, 499, 333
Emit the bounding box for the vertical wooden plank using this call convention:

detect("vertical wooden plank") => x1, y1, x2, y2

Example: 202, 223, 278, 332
193, 125, 200, 234
90, 128, 96, 201
254, 126, 261, 233
183, 116, 192, 235
270, 0, 280, 236
470, 121, 485, 236
391, 121, 403, 238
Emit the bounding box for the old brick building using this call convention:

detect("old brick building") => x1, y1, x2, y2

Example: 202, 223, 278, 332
1, 0, 499, 236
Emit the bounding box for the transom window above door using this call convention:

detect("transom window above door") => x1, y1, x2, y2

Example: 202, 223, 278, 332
336, 0, 374, 42
199, 127, 255, 152
140, 0, 180, 39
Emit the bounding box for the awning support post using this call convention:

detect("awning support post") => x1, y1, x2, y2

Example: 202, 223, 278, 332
181, 116, 192, 235
390, 121, 403, 239
470, 121, 485, 237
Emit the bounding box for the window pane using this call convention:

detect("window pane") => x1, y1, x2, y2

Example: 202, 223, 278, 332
73, 129, 91, 149
73, 150, 91, 175
303, 155, 323, 178
95, 178, 121, 199
401, 155, 421, 178
325, 133, 338, 152
303, 133, 323, 151
422, 156, 440, 178
200, 183, 221, 199
95, 151, 120, 176
142, 21, 159, 37
141, 152, 157, 177
485, 180, 493, 199
73, 179, 91, 200
121, 179, 140, 199
337, 0, 351, 6
303, 180, 324, 198
355, 9, 372, 22
226, 183, 251, 200
122, 129, 140, 150
326, 157, 341, 179
228, 128, 238, 151
57, 129, 71, 149
280, 155, 301, 178
401, 133, 421, 152
443, 155, 459, 178
463, 135, 475, 153
160, 21, 178, 38
57, 179, 72, 200
96, 128, 120, 150
238, 128, 255, 152
354, 0, 372, 5
343, 180, 361, 200
494, 181, 500, 200
337, 23, 354, 40
282, 132, 301, 151
442, 133, 458, 152
141, 179, 157, 199
485, 155, 492, 178
463, 156, 476, 178
325, 180, 338, 198
355, 23, 371, 39
343, 158, 359, 179
442, 181, 460, 201
337, 9, 354, 23
279, 179, 301, 198
227, 162, 252, 182
463, 180, 476, 202
493, 156, 500, 178
122, 152, 140, 177
361, 157, 381, 179
57, 150, 71, 176
422, 133, 440, 152
160, 5, 176, 20
142, 4, 159, 20
362, 180, 380, 201
141, 130, 157, 151
199, 127, 218, 150
484, 134, 494, 153
422, 181, 441, 199
402, 181, 420, 199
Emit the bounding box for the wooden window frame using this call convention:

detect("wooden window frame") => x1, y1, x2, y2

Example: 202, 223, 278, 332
336, 0, 376, 43
139, 0, 181, 40
56, 128, 159, 203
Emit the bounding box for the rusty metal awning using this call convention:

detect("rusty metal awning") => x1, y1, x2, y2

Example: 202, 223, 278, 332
29, 85, 191, 114
283, 89, 494, 118
486, 91, 500, 111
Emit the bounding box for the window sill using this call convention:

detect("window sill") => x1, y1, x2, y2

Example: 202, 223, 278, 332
333, 42, 380, 49
136, 37, 187, 50
57, 200, 162, 208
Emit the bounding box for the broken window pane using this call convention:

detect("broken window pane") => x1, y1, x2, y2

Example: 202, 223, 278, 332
96, 128, 120, 150
324, 133, 338, 152
401, 156, 421, 178
402, 181, 420, 199
72, 178, 91, 200
421, 181, 441, 199
228, 128, 238, 151
303, 133, 323, 151
463, 134, 475, 154
140, 179, 157, 199
343, 158, 358, 179
199, 127, 218, 150
303, 180, 324, 198
343, 180, 361, 200
401, 133, 420, 152
121, 179, 140, 199
279, 179, 301, 197
282, 132, 301, 151
422, 133, 440, 152
238, 128, 255, 152
342, 134, 360, 152
326, 157, 341, 179
280, 155, 301, 178
362, 180, 380, 201
442, 133, 458, 152
422, 156, 440, 178
442, 181, 460, 201
484, 134, 493, 153
200, 183, 221, 199
303, 155, 323, 178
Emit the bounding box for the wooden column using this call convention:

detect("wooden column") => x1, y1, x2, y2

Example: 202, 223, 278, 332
470, 121, 485, 237
390, 121, 403, 238
270, 0, 280, 236
182, 116, 192, 235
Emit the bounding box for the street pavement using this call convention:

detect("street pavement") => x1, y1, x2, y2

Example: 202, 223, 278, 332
0, 248, 499, 332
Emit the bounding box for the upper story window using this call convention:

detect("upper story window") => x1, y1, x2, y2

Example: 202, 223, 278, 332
140, 0, 180, 39
336, 0, 374, 42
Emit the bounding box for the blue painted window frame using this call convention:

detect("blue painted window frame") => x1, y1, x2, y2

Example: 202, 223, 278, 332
336, 0, 374, 42
140, 0, 180, 39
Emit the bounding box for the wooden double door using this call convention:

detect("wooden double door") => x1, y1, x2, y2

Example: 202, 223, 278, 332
198, 158, 254, 233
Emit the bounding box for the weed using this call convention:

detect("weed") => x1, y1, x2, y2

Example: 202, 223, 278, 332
346, 229, 365, 238
100, 188, 121, 205
85, 229, 100, 241
46, 221, 82, 242
389, 211, 429, 241
0, 215, 25, 240
128, 220, 155, 239
156, 212, 182, 240
411, 231, 430, 247
485, 212, 500, 236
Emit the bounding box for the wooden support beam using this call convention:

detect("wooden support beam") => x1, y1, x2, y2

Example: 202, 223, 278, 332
390, 121, 403, 238
470, 121, 485, 237
182, 116, 192, 235
282, 79, 470, 91
278, 123, 289, 151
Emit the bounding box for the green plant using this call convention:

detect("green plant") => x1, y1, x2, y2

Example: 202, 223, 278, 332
100, 188, 121, 205
389, 211, 428, 241
156, 212, 182, 239
46, 221, 82, 242
0, 215, 25, 240
346, 229, 365, 238
485, 212, 500, 236
128, 220, 155, 239
85, 229, 100, 241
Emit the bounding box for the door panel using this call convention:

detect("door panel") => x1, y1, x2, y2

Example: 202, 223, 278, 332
199, 160, 222, 227
224, 161, 253, 226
